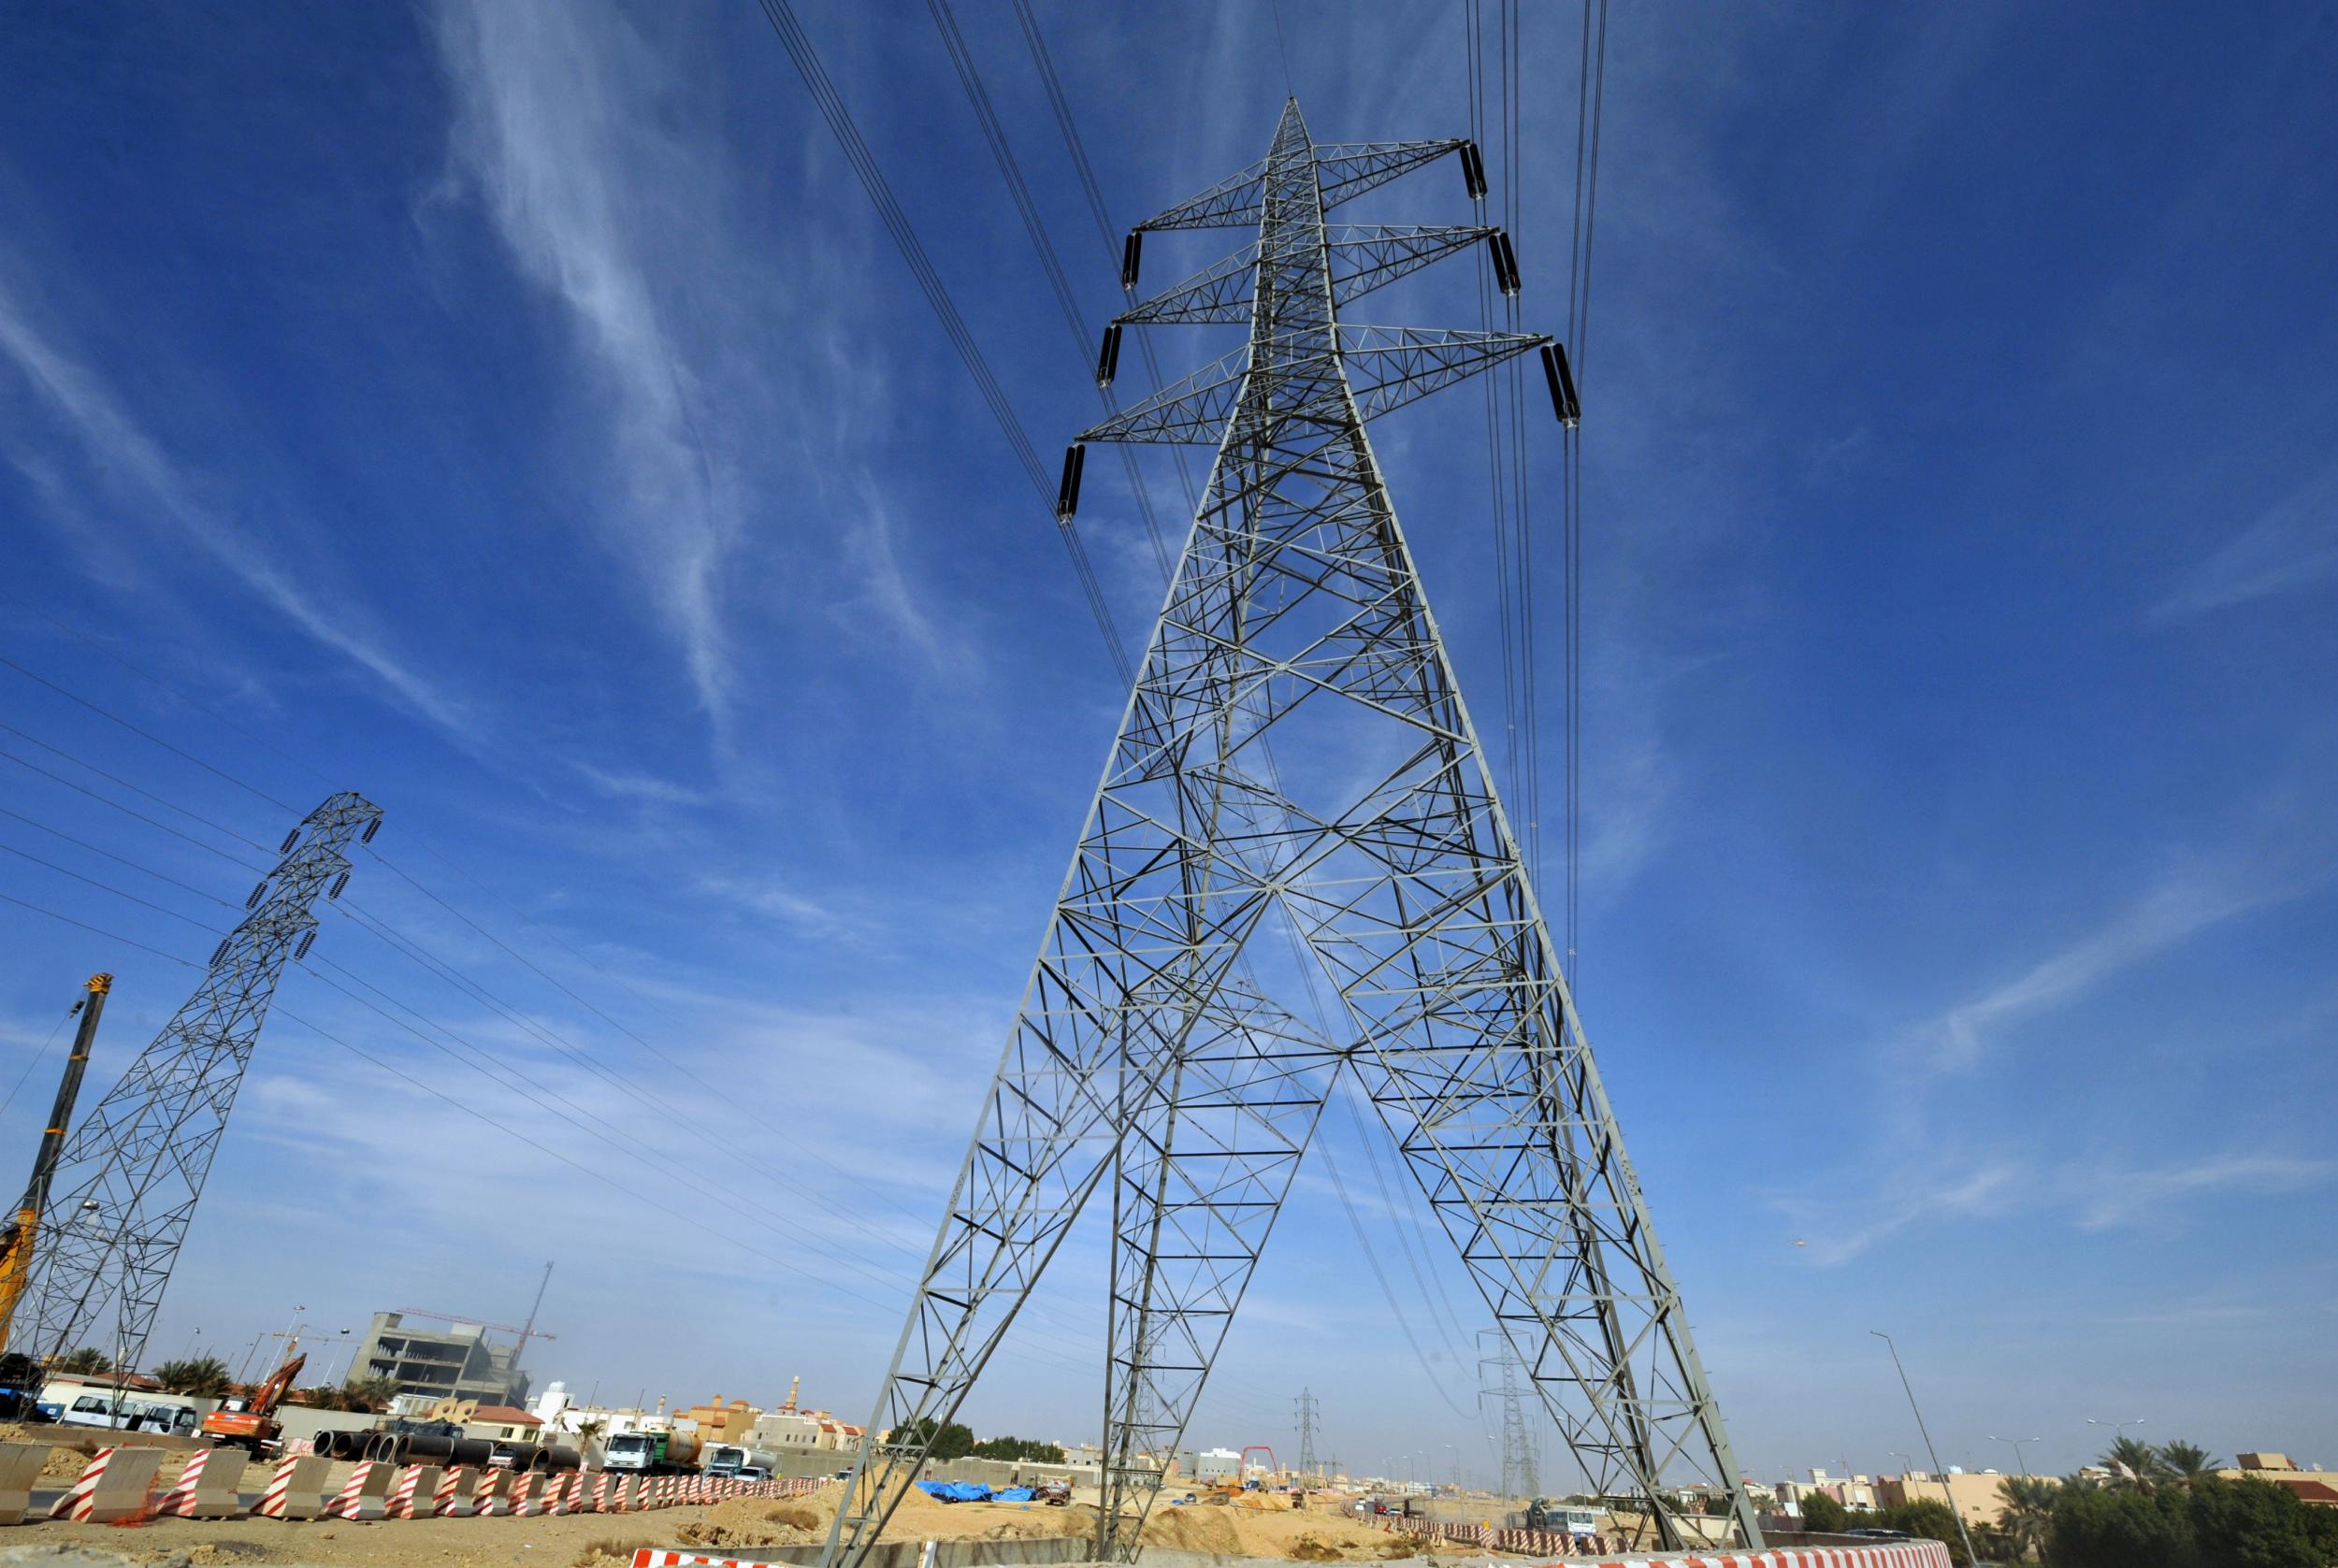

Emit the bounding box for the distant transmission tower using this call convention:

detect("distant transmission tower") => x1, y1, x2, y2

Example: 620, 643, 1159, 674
1293, 1388, 1321, 1483
22, 792, 382, 1372
818, 101, 1752, 1566
1480, 1329, 1539, 1502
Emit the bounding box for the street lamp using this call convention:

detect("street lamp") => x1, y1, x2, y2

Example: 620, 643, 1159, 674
1870, 1331, 1980, 1568
1989, 1435, 2042, 1477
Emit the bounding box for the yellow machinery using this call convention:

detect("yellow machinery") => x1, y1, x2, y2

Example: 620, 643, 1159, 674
0, 974, 111, 1357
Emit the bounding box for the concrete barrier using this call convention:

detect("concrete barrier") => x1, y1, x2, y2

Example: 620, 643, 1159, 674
324, 1459, 395, 1521
540, 1473, 570, 1515
48, 1446, 164, 1523
389, 1463, 441, 1518
508, 1471, 540, 1516
473, 1468, 507, 1517
163, 1446, 248, 1519
254, 1453, 331, 1519
0, 1443, 50, 1526
435, 1465, 477, 1518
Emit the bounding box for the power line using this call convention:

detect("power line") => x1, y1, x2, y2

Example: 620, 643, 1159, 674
1007, 0, 1202, 516
0, 840, 230, 935
0, 647, 301, 814
0, 719, 272, 851
0, 890, 198, 968
0, 744, 265, 871
751, 0, 1133, 683
0, 803, 242, 909
925, 0, 1173, 578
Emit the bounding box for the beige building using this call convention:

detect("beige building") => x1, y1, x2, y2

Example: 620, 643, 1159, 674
1880, 1469, 2032, 1531
681, 1394, 762, 1448
744, 1378, 863, 1454
2218, 1453, 2338, 1505
465, 1404, 543, 1442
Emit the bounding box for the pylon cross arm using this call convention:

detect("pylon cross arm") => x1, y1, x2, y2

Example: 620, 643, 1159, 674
1076, 326, 1545, 445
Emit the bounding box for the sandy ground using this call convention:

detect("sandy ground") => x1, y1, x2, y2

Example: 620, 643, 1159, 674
2, 1434, 1471, 1568
661, 1487, 1467, 1564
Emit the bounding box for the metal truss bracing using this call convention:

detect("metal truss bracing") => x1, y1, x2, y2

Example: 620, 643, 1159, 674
820, 101, 1756, 1568
21, 792, 382, 1372
1122, 225, 1496, 325
1134, 138, 1466, 231
1082, 326, 1544, 446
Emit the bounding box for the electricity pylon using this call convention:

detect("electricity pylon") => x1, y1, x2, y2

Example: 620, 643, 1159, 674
1480, 1328, 1540, 1503
21, 792, 382, 1374
1294, 1388, 1322, 1484
819, 101, 1752, 1565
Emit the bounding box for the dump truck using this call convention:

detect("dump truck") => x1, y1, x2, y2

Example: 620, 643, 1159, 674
603, 1426, 700, 1475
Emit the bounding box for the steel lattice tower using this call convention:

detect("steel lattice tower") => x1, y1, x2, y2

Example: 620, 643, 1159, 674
1480, 1328, 1541, 1502
21, 792, 382, 1373
821, 102, 1754, 1563
1293, 1388, 1321, 1483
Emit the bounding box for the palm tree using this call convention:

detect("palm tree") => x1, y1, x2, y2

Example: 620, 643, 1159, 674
52, 1347, 111, 1374
573, 1417, 607, 1466
1995, 1474, 2056, 1561
2158, 1441, 2219, 1484
2101, 1435, 2172, 1491
339, 1373, 402, 1413
151, 1355, 233, 1399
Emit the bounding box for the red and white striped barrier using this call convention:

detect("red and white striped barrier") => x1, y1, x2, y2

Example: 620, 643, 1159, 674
472, 1468, 507, 1517
541, 1474, 571, 1515
48, 1446, 164, 1524
434, 1465, 475, 1518
628, 1544, 1948, 1568
323, 1460, 394, 1521
388, 1464, 441, 1519
153, 1446, 210, 1519
154, 1446, 248, 1519
253, 1454, 330, 1519
592, 1474, 617, 1512
508, 1472, 541, 1516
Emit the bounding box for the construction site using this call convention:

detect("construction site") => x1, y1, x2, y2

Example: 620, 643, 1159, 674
4, 6, 2331, 1568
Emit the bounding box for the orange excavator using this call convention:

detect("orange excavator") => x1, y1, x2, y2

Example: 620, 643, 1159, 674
200, 1343, 307, 1452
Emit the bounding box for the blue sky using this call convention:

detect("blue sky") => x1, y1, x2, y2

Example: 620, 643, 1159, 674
3, 0, 2334, 1489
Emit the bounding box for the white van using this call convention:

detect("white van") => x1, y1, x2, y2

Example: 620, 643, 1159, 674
58, 1393, 196, 1433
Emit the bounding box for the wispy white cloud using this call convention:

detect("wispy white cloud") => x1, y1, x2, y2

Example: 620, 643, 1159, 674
1912, 833, 2330, 1074
2152, 455, 2338, 621
2073, 1151, 2335, 1230
430, 1, 752, 726
570, 760, 713, 809
1782, 1146, 2335, 1266
0, 262, 474, 740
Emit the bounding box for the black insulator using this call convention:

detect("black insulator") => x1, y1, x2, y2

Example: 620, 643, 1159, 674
1541, 342, 1580, 428
1489, 231, 1522, 297
361, 817, 381, 843
295, 930, 316, 960
246, 882, 267, 909
209, 940, 230, 968
1120, 230, 1144, 290
280, 827, 300, 854
1055, 442, 1088, 521
1460, 141, 1489, 201
328, 870, 351, 900
1096, 323, 1123, 388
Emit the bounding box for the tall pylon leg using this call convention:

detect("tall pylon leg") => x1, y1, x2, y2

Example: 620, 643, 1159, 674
1096, 979, 1338, 1560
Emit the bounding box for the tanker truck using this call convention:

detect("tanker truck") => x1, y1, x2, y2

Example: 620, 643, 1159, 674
603, 1426, 700, 1476
703, 1443, 780, 1477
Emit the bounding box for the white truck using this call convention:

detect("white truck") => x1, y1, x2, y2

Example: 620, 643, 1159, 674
703, 1443, 780, 1478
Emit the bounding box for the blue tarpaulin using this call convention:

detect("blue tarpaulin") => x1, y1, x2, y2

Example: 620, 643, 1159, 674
993, 1487, 1035, 1502
916, 1481, 994, 1503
